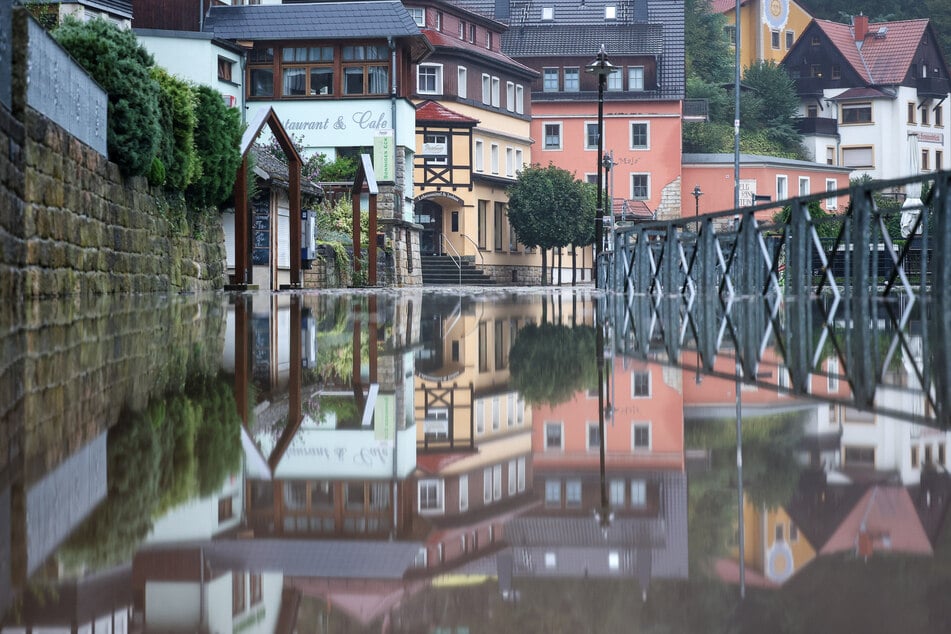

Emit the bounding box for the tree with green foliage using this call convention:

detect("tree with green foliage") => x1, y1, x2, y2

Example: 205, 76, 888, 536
506, 164, 594, 285
52, 17, 162, 177
151, 68, 201, 192
685, 0, 733, 83
186, 84, 243, 209
509, 322, 598, 406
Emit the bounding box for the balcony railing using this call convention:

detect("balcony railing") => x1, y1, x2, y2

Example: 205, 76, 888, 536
683, 98, 708, 122
794, 77, 825, 96
916, 76, 951, 99
794, 116, 838, 136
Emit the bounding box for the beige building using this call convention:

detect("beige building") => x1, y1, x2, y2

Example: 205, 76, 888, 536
714, 0, 814, 69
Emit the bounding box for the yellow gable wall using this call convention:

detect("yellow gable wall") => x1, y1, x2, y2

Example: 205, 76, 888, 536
722, 0, 814, 70
736, 497, 817, 581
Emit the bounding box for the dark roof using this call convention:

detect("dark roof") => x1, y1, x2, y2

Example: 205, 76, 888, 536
203, 2, 421, 42
251, 146, 322, 196
453, 0, 649, 25
32, 0, 132, 19
424, 28, 538, 77
501, 24, 663, 57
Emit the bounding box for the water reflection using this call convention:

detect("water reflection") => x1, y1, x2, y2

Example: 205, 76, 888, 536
1, 289, 949, 632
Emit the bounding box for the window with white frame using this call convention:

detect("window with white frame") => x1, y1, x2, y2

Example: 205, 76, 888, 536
632, 423, 651, 450
418, 479, 444, 512
827, 355, 840, 392
458, 21, 465, 39
506, 81, 515, 111
508, 460, 517, 495
435, 10, 442, 30
631, 174, 649, 200
631, 479, 647, 506
481, 73, 491, 104
826, 178, 839, 211
545, 479, 561, 506
485, 31, 492, 49
543, 68, 559, 92
606, 68, 622, 90
517, 457, 526, 491
785, 30, 794, 48
515, 148, 523, 172
484, 468, 492, 503
408, 7, 425, 26
605, 5, 617, 19
515, 84, 524, 113
776, 174, 788, 200
630, 121, 648, 149
841, 103, 872, 124
474, 139, 484, 172
541, 6, 554, 20
493, 464, 502, 500
609, 479, 625, 505
566, 479, 582, 507
490, 143, 499, 174
543, 122, 562, 150
457, 66, 467, 98
492, 396, 500, 429
506, 147, 514, 176
587, 422, 601, 450
491, 76, 500, 107
475, 397, 485, 432
631, 370, 650, 397
417, 64, 442, 94
564, 67, 580, 91
798, 176, 810, 196
424, 133, 447, 165
459, 474, 469, 511
628, 66, 644, 91
585, 122, 599, 149
545, 422, 563, 450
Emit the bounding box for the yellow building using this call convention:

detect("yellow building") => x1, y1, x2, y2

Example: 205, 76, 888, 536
732, 494, 817, 586
409, 2, 545, 284
714, 0, 813, 69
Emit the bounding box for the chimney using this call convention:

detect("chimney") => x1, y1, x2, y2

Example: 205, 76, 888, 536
853, 14, 869, 42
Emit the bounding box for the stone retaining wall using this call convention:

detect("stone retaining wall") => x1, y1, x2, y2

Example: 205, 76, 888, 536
0, 107, 226, 298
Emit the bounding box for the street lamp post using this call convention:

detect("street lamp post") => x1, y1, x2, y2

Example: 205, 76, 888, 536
692, 184, 703, 220
587, 45, 614, 288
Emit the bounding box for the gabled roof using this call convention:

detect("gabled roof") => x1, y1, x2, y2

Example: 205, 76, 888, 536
453, 0, 649, 25
415, 99, 480, 125
501, 23, 663, 57
813, 18, 930, 85
423, 28, 538, 76
31, 0, 132, 19
710, 0, 750, 14
820, 485, 933, 556
203, 2, 432, 61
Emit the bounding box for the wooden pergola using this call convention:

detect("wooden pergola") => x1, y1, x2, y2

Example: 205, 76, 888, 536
229, 107, 303, 289
351, 154, 379, 286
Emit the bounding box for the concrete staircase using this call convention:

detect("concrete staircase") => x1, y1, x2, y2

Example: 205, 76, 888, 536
420, 255, 497, 285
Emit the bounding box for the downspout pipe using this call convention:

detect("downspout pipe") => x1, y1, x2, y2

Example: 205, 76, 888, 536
389, 36, 399, 217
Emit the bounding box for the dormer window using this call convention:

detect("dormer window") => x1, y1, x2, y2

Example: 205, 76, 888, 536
408, 7, 424, 27
542, 7, 554, 21
605, 5, 616, 20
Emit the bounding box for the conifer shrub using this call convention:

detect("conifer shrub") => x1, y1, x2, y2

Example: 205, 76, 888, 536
187, 84, 243, 209
151, 67, 201, 191
52, 17, 162, 177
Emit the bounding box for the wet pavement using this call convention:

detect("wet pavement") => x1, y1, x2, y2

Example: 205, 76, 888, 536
1, 288, 949, 632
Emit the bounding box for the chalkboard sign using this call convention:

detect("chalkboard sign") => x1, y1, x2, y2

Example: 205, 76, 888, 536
252, 191, 270, 265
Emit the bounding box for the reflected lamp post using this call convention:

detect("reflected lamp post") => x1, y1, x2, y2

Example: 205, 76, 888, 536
586, 45, 614, 287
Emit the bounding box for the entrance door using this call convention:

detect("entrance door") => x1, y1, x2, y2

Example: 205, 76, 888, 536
416, 200, 443, 255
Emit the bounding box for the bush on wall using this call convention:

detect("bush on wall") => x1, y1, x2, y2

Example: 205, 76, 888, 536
53, 17, 162, 177
187, 84, 243, 209
151, 67, 201, 192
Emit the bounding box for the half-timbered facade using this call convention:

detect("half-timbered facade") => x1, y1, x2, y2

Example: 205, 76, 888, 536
408, 1, 541, 282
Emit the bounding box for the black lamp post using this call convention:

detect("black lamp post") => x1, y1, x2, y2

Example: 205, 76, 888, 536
692, 184, 703, 220
586, 45, 614, 287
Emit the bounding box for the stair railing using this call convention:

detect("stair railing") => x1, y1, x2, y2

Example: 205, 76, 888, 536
439, 234, 463, 285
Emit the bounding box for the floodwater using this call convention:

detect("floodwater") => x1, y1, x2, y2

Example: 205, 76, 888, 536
1, 288, 949, 633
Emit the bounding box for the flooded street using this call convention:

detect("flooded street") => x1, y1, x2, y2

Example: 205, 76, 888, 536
1, 288, 949, 633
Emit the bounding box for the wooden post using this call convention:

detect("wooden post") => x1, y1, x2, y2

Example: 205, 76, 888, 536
289, 157, 302, 287
234, 157, 249, 285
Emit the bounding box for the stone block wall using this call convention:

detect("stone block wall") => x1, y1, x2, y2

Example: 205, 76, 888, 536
0, 108, 226, 298
0, 294, 225, 484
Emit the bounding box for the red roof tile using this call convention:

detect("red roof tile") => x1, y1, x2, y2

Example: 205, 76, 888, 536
415, 100, 479, 125
423, 29, 538, 76
816, 18, 930, 85
820, 486, 933, 556
710, 0, 748, 15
